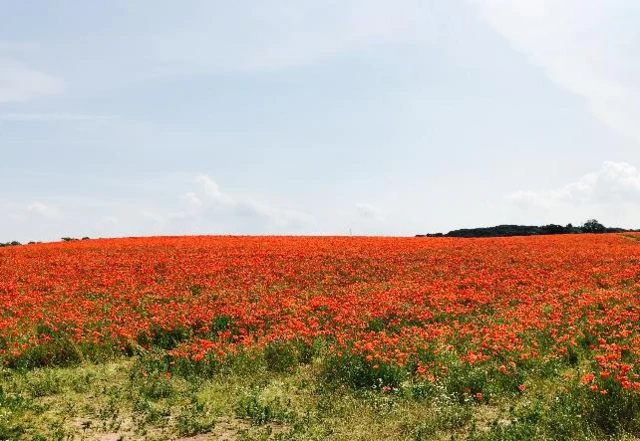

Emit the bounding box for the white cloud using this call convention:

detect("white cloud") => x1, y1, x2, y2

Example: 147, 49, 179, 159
0, 58, 63, 103
506, 161, 640, 208
233, 199, 312, 228
26, 201, 62, 220
181, 191, 202, 208
193, 174, 235, 205
472, 0, 640, 145
0, 175, 315, 242
355, 201, 386, 222
132, 174, 313, 234
190, 174, 312, 230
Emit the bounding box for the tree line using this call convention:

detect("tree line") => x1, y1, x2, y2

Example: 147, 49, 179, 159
0, 237, 91, 247
417, 219, 636, 238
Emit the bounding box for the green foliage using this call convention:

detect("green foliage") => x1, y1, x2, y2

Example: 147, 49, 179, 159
236, 390, 279, 425
0, 422, 25, 440
582, 219, 606, 234
264, 340, 300, 373
137, 324, 190, 350
406, 398, 473, 440
130, 356, 177, 400
321, 353, 407, 389
444, 224, 578, 238
24, 370, 65, 397
571, 380, 640, 435
443, 362, 489, 403
7, 338, 83, 369
175, 395, 216, 436
0, 241, 21, 247
468, 399, 575, 441
418, 218, 627, 237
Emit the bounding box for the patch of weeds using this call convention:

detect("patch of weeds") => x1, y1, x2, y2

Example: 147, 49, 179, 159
0, 422, 25, 440
264, 341, 300, 373
24, 368, 66, 397
236, 388, 292, 426
7, 338, 83, 369
237, 425, 278, 441
403, 395, 473, 440
468, 399, 572, 441
130, 354, 177, 400
145, 403, 172, 427
443, 362, 489, 403
468, 419, 541, 441
321, 353, 407, 390
137, 372, 176, 400
561, 375, 640, 437
175, 395, 216, 436
70, 370, 98, 393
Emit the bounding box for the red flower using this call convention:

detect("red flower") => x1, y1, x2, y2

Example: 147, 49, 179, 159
581, 373, 595, 384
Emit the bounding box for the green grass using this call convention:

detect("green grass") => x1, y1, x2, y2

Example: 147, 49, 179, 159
2, 350, 640, 441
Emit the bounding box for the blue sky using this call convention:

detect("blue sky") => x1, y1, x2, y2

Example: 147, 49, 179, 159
1, 0, 640, 241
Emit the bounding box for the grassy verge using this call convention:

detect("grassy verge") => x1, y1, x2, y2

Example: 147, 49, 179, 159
2, 347, 640, 441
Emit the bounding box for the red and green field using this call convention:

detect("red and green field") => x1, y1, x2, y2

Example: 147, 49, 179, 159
3, 234, 640, 440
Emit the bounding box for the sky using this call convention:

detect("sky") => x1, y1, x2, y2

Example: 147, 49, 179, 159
1, 0, 640, 241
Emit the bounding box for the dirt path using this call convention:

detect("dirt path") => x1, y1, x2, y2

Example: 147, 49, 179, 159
74, 417, 256, 441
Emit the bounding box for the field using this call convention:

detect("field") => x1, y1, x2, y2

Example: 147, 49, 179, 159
3, 234, 640, 440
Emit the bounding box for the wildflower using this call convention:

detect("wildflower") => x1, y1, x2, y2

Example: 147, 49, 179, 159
580, 373, 595, 384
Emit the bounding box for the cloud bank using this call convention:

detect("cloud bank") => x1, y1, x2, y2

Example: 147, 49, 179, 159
507, 161, 640, 208
505, 161, 640, 228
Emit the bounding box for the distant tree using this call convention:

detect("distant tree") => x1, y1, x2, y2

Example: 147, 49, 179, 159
539, 224, 568, 235
0, 241, 21, 247
581, 219, 606, 234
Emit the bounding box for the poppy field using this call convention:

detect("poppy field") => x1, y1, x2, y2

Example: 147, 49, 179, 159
3, 234, 640, 440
